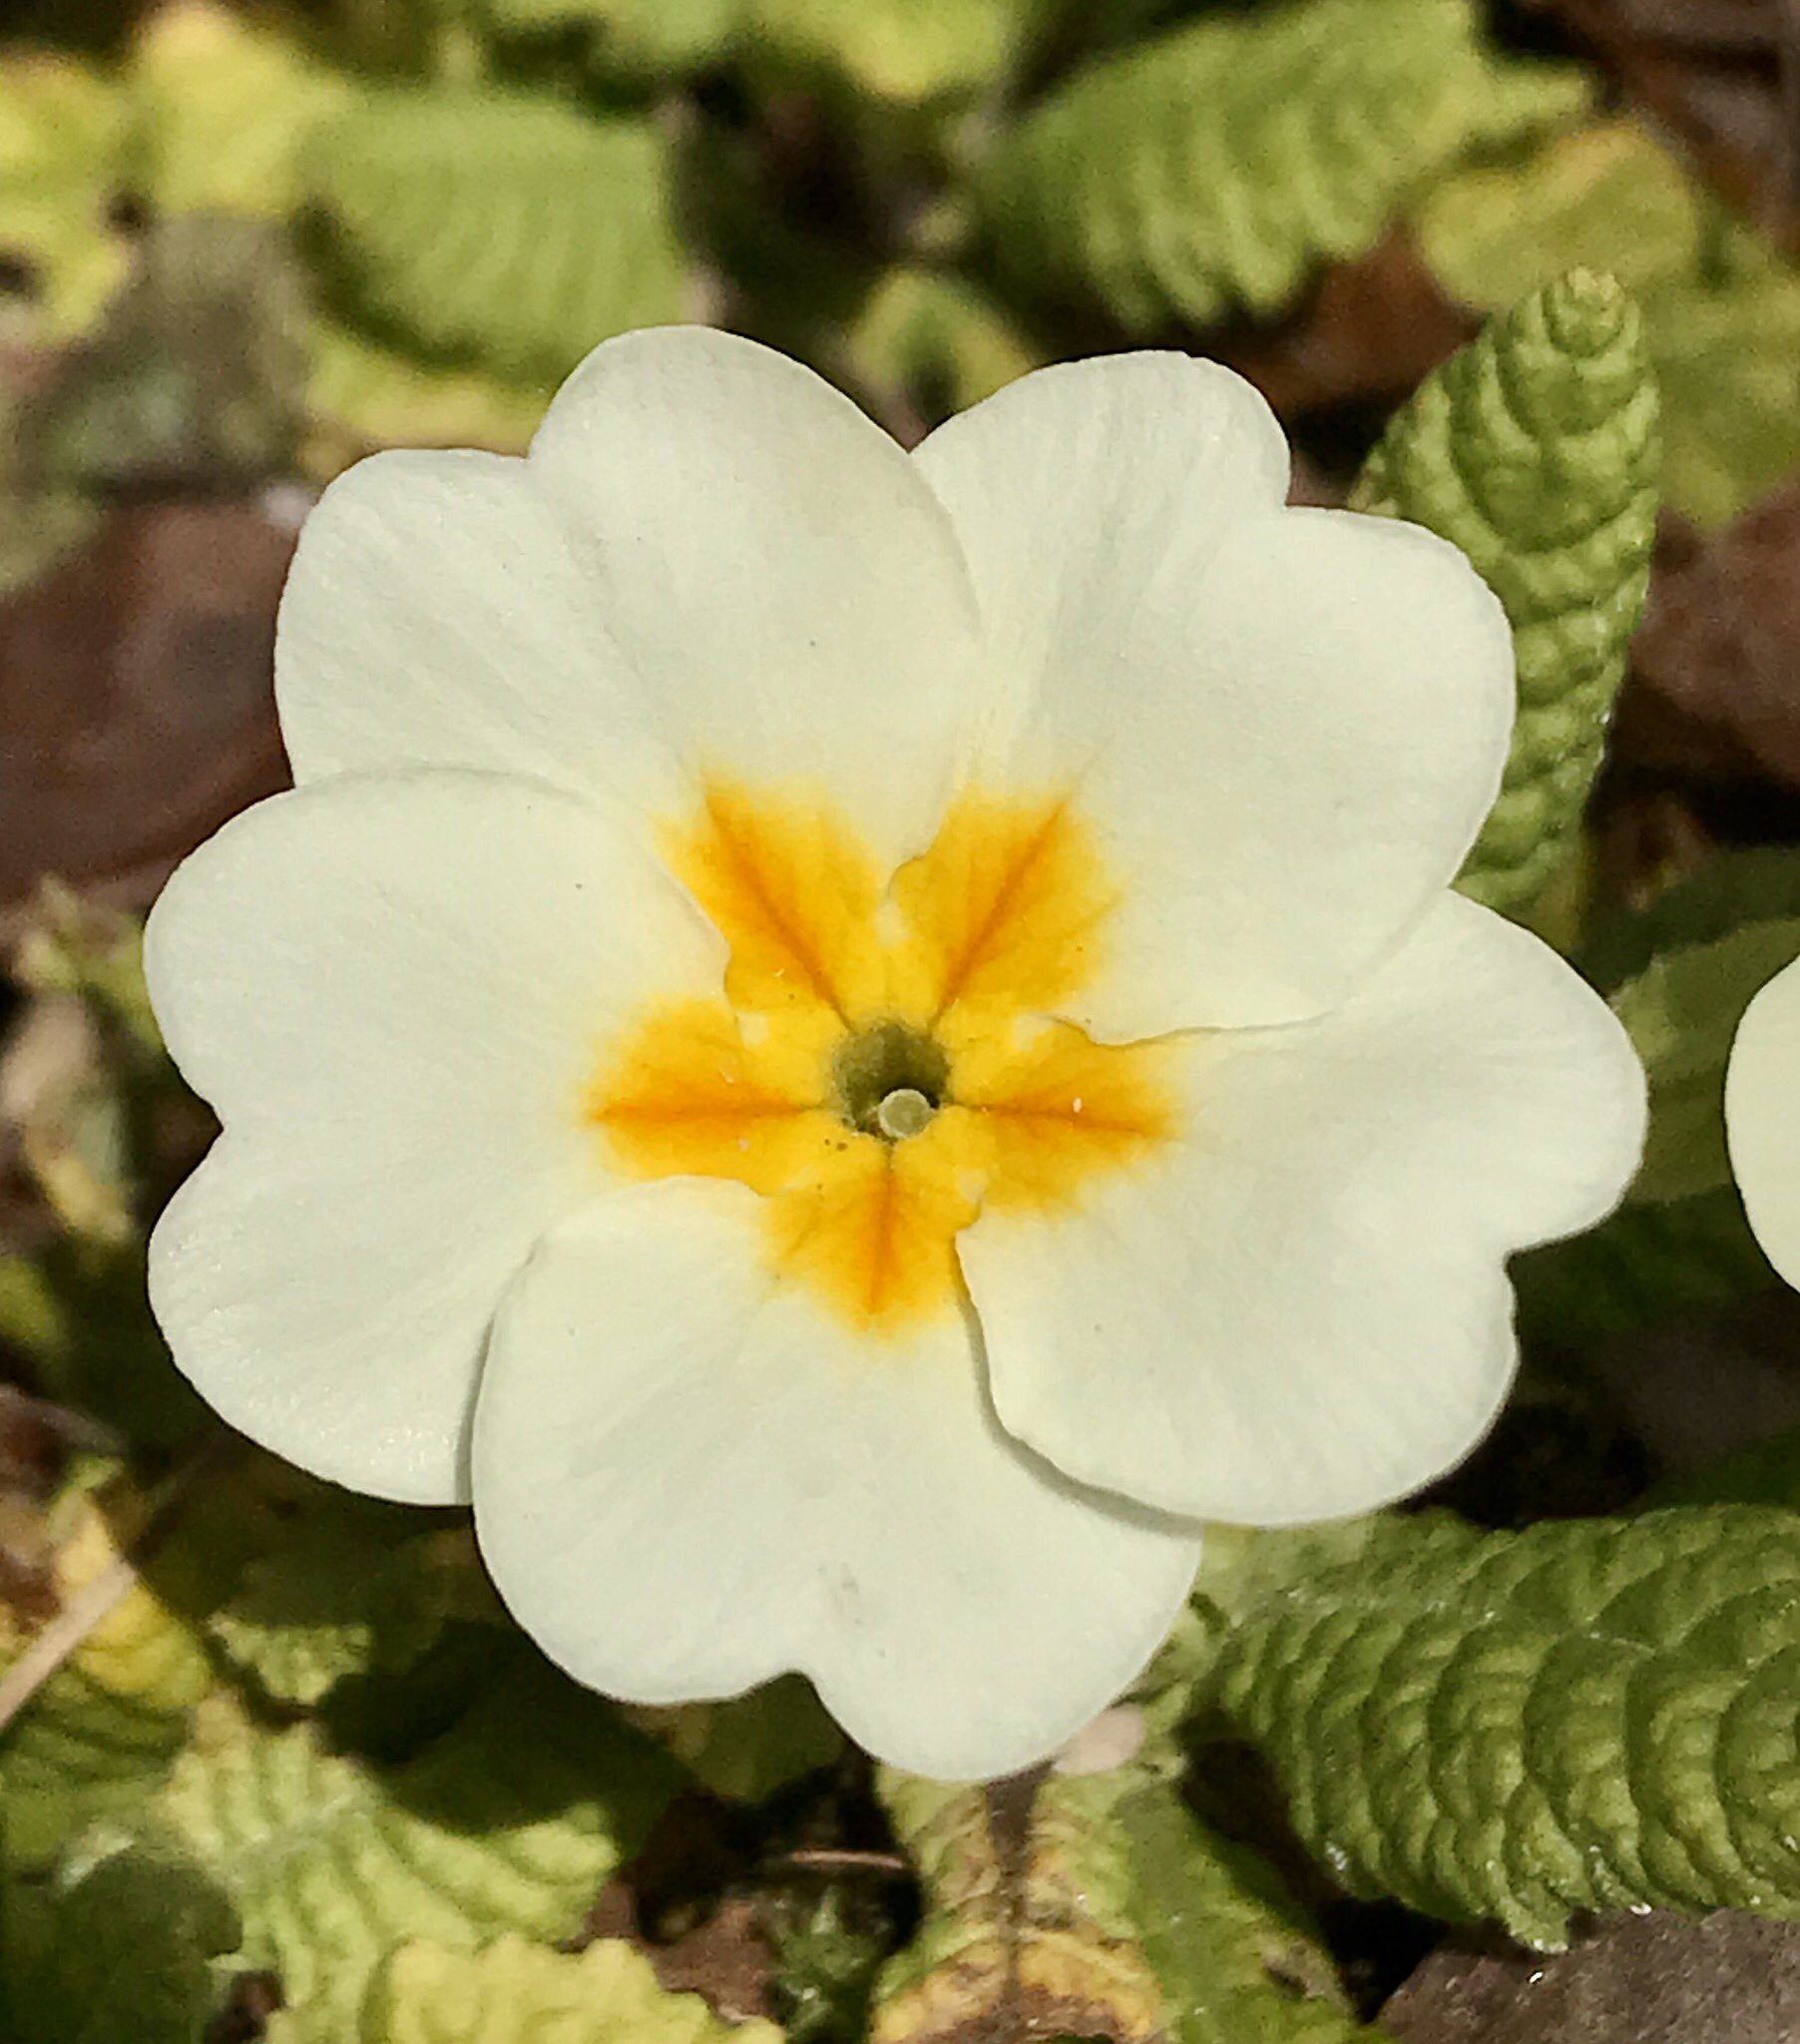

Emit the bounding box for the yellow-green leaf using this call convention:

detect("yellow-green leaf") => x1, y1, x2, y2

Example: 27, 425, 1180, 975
129, 0, 351, 220
0, 50, 131, 345
272, 1934, 785, 2044
844, 266, 1041, 422
746, 0, 1029, 104
158, 1662, 683, 2031
980, 0, 1588, 330
485, 0, 743, 77
1416, 121, 1800, 527
2, 1843, 239, 2044
302, 316, 550, 477
306, 87, 690, 385
622, 1677, 841, 1803
873, 1764, 1377, 2042
0, 1476, 216, 1869
209, 1511, 499, 1711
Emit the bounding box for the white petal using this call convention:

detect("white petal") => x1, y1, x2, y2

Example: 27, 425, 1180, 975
1727, 958, 1800, 1289
146, 770, 721, 1504
528, 328, 983, 863
912, 355, 1513, 1036
280, 328, 985, 868
960, 895, 1645, 1525
275, 449, 674, 824
472, 1178, 1201, 1781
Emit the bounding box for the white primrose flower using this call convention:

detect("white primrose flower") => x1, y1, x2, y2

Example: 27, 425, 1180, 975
1727, 960, 1800, 1286
146, 329, 1645, 1782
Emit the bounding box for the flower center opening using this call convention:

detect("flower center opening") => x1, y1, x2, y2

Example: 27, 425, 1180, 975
832, 1020, 949, 1140
590, 778, 1179, 1335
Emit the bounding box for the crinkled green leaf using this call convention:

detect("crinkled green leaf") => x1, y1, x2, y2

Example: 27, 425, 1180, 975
1352, 268, 1659, 916
2, 1843, 238, 2044
1118, 1788, 1381, 2044
747, 0, 1029, 104
1416, 121, 1800, 528
158, 1660, 683, 2031
306, 87, 689, 385
979, 0, 1588, 331
0, 1664, 194, 1873
873, 1763, 1375, 2041
0, 49, 131, 346
0, 1478, 217, 1869
267, 1933, 784, 2044
1028, 0, 1191, 63
210, 1511, 499, 1711
129, 0, 351, 220
622, 1676, 841, 1803
1215, 1505, 1800, 1947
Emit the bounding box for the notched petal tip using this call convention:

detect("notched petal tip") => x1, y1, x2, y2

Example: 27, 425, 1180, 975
470, 1180, 1201, 1783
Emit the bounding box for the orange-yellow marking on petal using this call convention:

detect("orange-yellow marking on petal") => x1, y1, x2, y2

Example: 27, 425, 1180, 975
890, 790, 1118, 1023
591, 777, 1178, 1337
767, 1119, 978, 1334
660, 779, 887, 1019
589, 998, 834, 1195
951, 1020, 1178, 1211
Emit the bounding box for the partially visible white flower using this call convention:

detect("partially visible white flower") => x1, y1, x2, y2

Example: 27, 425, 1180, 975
1727, 961, 1800, 1284
145, 328, 1645, 1782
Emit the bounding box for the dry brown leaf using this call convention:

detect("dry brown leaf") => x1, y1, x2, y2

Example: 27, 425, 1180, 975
1215, 233, 1477, 419
1622, 483, 1800, 785
0, 496, 292, 932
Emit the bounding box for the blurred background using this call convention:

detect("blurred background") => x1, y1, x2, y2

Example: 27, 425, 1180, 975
7, 6, 1800, 2036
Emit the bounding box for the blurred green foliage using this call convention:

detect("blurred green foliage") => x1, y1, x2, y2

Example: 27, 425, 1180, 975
1515, 851, 1800, 1344
1419, 122, 1800, 528
980, 0, 1586, 329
